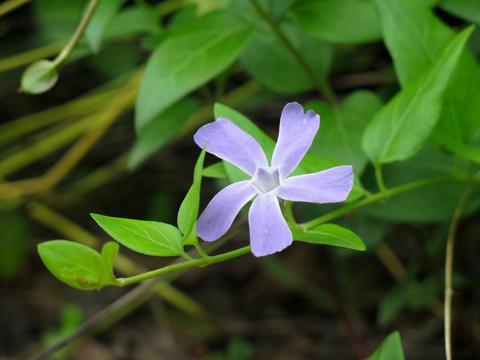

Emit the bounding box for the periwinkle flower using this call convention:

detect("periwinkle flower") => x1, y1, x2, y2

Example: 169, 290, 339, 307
194, 102, 353, 257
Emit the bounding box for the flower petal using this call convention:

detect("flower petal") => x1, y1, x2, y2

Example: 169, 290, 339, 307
194, 118, 268, 176
248, 193, 292, 257
271, 102, 320, 178
277, 165, 353, 203
197, 180, 257, 241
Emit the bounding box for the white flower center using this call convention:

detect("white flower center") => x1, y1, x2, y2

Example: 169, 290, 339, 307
251, 166, 281, 194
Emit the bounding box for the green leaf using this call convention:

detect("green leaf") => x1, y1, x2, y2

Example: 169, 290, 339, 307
20, 60, 59, 94
91, 213, 185, 257
85, 0, 128, 53
361, 26, 474, 166
291, 0, 381, 44
129, 98, 200, 169
307, 90, 382, 174
293, 224, 366, 251
38, 240, 103, 290
365, 332, 405, 360
177, 145, 207, 245
135, 10, 253, 131
104, 6, 159, 40
239, 20, 333, 93
373, 0, 480, 161
98, 241, 119, 287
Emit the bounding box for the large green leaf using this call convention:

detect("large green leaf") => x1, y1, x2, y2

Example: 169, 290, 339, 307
361, 26, 473, 166
239, 21, 333, 93
365, 332, 405, 360
91, 214, 185, 257
85, 0, 128, 53
307, 90, 382, 174
373, 0, 480, 162
177, 145, 207, 245
293, 224, 366, 251
135, 11, 253, 131
291, 0, 381, 44
38, 240, 103, 290
129, 98, 200, 169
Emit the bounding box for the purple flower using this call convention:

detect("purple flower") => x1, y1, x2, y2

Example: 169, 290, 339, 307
194, 102, 353, 257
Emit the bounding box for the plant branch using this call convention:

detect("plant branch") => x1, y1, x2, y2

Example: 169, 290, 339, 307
117, 246, 252, 286
0, 0, 31, 17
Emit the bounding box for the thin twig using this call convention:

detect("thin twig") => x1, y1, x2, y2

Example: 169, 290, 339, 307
444, 183, 473, 360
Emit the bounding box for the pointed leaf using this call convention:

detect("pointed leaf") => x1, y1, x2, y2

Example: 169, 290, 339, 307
177, 145, 207, 245
135, 11, 253, 131
38, 240, 102, 290
373, 0, 480, 161
293, 224, 366, 251
91, 214, 185, 257
362, 26, 474, 166
365, 332, 405, 360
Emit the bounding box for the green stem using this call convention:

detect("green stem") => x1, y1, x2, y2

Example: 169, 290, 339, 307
375, 165, 388, 196
300, 176, 464, 231
52, 0, 100, 67
444, 171, 474, 360
117, 246, 251, 286
249, 0, 337, 104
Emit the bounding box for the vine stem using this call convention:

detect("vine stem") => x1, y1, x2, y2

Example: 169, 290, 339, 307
116, 246, 252, 286
249, 0, 337, 105
52, 0, 100, 67
445, 183, 473, 360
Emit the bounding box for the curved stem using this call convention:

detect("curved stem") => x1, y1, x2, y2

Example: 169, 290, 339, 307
52, 0, 100, 67
117, 246, 251, 286
249, 0, 337, 105
445, 183, 473, 360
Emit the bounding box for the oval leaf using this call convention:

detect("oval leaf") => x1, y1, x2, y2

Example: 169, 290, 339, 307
135, 11, 253, 131
38, 240, 102, 290
293, 224, 366, 251
91, 213, 185, 257
20, 60, 59, 94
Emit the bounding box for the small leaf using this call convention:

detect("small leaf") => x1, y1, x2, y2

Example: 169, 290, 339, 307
293, 224, 366, 251
135, 11, 253, 131
361, 26, 474, 166
85, 0, 128, 53
177, 145, 207, 245
20, 60, 59, 94
98, 241, 119, 287
38, 240, 103, 290
91, 213, 185, 257
365, 332, 405, 360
